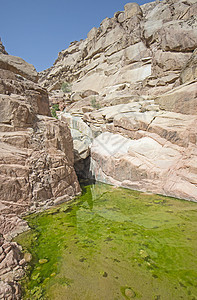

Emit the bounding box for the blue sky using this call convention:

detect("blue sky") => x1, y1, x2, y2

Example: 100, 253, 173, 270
0, 0, 152, 72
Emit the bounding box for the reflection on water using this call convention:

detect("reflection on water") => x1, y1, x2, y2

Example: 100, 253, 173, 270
15, 182, 197, 300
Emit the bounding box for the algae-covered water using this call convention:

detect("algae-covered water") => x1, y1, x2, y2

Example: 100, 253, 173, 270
15, 182, 197, 300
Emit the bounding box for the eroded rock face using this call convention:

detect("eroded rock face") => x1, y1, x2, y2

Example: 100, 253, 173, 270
155, 81, 197, 114
0, 54, 38, 83
0, 93, 80, 233
0, 42, 81, 298
90, 109, 197, 201
56, 96, 197, 202
180, 48, 197, 84
0, 235, 24, 300
0, 115, 80, 215
39, 0, 197, 114
59, 112, 94, 177
38, 0, 197, 202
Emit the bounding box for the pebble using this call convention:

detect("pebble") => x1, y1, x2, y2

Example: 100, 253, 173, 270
39, 258, 48, 264
125, 288, 136, 298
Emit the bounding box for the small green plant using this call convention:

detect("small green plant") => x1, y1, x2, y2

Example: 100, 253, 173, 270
91, 97, 101, 109
51, 104, 60, 119
61, 82, 72, 93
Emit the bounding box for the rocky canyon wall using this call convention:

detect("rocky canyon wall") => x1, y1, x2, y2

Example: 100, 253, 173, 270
39, 0, 197, 114
0, 51, 81, 236
39, 0, 197, 202
1, 0, 197, 297
0, 46, 80, 298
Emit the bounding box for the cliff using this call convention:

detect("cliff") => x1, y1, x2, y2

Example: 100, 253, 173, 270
39, 0, 197, 202
0, 42, 80, 298
39, 0, 197, 114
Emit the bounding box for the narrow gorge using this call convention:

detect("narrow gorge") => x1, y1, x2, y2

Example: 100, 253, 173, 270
0, 0, 197, 298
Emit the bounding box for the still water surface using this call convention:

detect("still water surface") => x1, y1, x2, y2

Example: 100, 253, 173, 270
15, 182, 197, 300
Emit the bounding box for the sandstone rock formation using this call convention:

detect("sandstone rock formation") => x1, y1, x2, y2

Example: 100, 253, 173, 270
0, 44, 80, 298
39, 0, 197, 113
39, 0, 197, 202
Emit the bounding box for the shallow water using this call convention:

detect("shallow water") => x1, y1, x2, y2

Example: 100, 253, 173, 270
15, 182, 197, 300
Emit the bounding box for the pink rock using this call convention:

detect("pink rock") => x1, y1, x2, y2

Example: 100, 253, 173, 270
91, 132, 197, 201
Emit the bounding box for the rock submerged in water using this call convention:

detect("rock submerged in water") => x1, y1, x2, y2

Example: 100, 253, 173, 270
39, 258, 48, 264
102, 271, 108, 278
125, 288, 136, 298
24, 252, 32, 263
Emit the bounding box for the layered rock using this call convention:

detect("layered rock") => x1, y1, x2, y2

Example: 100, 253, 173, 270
39, 0, 197, 113
155, 81, 197, 114
0, 54, 38, 83
56, 97, 197, 201
180, 48, 197, 84
0, 95, 80, 226
89, 105, 197, 201
0, 44, 80, 298
38, 0, 197, 202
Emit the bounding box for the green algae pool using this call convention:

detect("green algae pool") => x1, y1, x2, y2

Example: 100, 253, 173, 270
15, 182, 197, 300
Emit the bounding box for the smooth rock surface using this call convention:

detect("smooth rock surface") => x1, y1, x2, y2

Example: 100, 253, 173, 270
155, 81, 197, 115
0, 54, 38, 83
180, 48, 197, 84
91, 132, 197, 201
